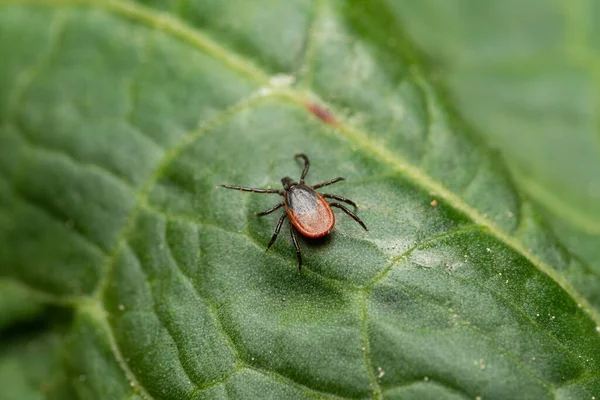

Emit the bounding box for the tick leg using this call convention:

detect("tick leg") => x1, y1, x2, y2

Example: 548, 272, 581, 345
294, 153, 310, 184
217, 184, 284, 195
322, 194, 357, 208
312, 177, 344, 189
266, 213, 287, 251
255, 202, 285, 216
289, 224, 303, 274
329, 203, 368, 231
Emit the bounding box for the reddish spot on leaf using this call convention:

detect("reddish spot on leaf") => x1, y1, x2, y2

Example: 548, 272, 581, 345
305, 103, 338, 125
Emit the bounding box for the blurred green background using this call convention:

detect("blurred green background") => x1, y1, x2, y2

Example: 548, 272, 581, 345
394, 0, 600, 271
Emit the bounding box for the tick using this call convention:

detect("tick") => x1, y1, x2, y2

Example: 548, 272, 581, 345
217, 154, 368, 274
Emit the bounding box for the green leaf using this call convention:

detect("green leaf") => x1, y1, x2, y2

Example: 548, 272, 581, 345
0, 280, 46, 331
0, 327, 63, 400
0, 289, 67, 400
0, 1, 599, 399
45, 308, 142, 400
389, 0, 600, 280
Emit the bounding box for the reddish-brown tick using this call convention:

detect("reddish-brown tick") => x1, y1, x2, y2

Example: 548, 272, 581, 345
217, 154, 367, 274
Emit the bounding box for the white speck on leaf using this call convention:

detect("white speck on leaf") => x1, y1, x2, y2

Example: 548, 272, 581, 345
256, 87, 272, 97
269, 74, 295, 87
118, 304, 125, 311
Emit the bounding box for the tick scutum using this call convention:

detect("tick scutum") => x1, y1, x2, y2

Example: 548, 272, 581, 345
285, 184, 335, 239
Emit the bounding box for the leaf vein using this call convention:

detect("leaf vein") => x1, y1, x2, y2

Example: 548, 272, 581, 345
366, 225, 482, 289
126, 241, 199, 392
12, 184, 106, 254
359, 291, 382, 399
81, 300, 155, 400
163, 219, 243, 379
241, 364, 349, 400
16, 126, 138, 191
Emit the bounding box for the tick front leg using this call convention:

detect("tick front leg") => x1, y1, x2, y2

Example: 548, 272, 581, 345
266, 213, 287, 251
294, 153, 310, 184
289, 224, 303, 274
255, 202, 284, 216
312, 177, 344, 189
322, 193, 357, 208
217, 184, 284, 195
329, 203, 368, 231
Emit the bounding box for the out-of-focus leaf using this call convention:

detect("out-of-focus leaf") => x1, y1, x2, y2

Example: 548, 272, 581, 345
391, 0, 600, 277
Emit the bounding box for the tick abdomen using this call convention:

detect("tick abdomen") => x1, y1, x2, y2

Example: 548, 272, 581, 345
285, 185, 335, 238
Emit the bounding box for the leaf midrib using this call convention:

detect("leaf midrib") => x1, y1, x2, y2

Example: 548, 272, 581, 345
2, 0, 598, 329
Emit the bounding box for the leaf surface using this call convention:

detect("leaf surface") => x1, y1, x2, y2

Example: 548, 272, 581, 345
389, 0, 600, 280
0, 1, 599, 399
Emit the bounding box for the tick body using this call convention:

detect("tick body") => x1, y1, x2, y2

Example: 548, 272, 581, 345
285, 184, 334, 238
217, 154, 367, 274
